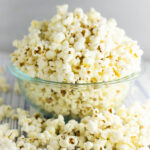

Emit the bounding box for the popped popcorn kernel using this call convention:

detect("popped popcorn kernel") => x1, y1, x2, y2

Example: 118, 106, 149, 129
14, 81, 21, 94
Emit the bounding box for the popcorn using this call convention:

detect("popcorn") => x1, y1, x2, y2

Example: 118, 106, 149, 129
0, 76, 10, 92
14, 81, 21, 94
10, 5, 143, 118
83, 141, 93, 149
0, 105, 15, 121
19, 79, 129, 118
11, 4, 142, 83
57, 4, 68, 15
59, 135, 78, 148
53, 32, 65, 43
0, 124, 18, 150
0, 100, 150, 149
0, 138, 17, 150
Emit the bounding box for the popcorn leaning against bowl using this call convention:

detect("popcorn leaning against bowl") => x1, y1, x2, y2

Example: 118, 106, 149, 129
10, 4, 143, 119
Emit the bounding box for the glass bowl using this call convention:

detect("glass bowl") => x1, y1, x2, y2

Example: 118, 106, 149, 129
8, 63, 141, 120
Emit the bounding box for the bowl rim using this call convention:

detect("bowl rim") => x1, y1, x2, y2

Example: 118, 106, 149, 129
8, 62, 143, 86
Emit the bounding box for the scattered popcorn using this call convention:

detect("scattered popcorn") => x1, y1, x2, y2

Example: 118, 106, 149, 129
0, 105, 15, 121
0, 76, 10, 92
0, 100, 150, 149
10, 4, 143, 118
14, 81, 21, 94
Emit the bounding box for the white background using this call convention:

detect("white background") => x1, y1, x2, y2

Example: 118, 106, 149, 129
0, 0, 150, 60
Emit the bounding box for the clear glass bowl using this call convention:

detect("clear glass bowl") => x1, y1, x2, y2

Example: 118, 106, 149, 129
8, 63, 141, 120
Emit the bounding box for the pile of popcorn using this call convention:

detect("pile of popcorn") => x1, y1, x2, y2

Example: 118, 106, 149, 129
10, 5, 143, 118
0, 100, 150, 150
11, 4, 143, 83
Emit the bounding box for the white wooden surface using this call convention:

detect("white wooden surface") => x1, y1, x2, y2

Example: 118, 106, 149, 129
0, 54, 149, 126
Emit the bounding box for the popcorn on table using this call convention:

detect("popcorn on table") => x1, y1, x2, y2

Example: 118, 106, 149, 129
0, 99, 150, 150
14, 81, 21, 94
